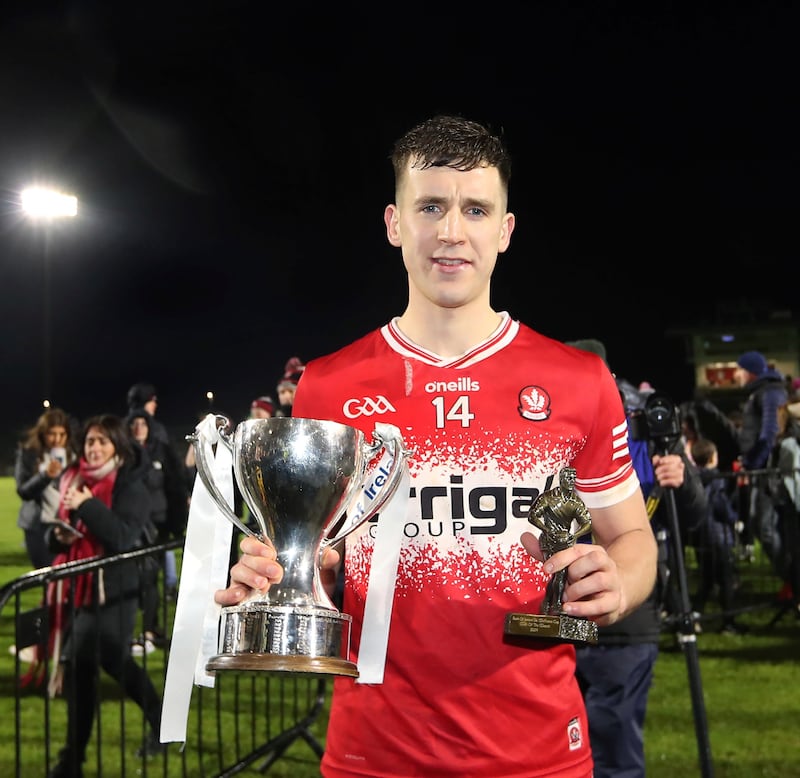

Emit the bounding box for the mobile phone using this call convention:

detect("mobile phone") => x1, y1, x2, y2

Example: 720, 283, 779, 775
51, 519, 84, 538
50, 447, 67, 466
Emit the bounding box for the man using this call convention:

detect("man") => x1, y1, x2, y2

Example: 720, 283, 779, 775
216, 115, 656, 777
126, 409, 188, 653
275, 357, 305, 417
126, 381, 188, 604
733, 350, 787, 471
126, 382, 169, 446
249, 396, 276, 419
568, 338, 707, 778
695, 350, 788, 558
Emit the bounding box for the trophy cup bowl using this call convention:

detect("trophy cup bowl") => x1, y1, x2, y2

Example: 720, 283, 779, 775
190, 415, 407, 677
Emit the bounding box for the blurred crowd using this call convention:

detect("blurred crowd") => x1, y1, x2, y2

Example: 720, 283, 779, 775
566, 341, 800, 775
9, 356, 305, 775
9, 345, 800, 777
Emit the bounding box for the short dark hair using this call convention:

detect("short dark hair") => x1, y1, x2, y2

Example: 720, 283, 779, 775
81, 414, 136, 463
127, 382, 157, 410
691, 437, 717, 468
390, 115, 512, 195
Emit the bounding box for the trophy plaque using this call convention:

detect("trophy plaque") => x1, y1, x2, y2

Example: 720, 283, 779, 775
190, 415, 409, 677
505, 467, 598, 645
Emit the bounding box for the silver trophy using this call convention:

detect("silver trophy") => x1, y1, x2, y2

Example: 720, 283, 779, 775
189, 415, 408, 677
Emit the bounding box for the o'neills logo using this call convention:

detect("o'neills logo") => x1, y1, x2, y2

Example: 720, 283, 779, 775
424, 377, 480, 393
343, 395, 397, 419
518, 385, 552, 421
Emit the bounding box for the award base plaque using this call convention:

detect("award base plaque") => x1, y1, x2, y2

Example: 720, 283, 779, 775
207, 603, 358, 677
504, 612, 598, 645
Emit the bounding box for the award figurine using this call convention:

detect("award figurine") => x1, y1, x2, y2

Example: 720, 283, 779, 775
505, 467, 598, 644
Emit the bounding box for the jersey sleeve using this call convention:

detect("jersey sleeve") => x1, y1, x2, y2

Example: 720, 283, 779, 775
572, 354, 640, 509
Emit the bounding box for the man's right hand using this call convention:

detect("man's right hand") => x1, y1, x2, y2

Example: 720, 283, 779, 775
214, 535, 284, 606
213, 536, 342, 605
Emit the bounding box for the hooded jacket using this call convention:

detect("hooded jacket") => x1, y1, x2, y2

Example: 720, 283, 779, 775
125, 409, 189, 538
738, 368, 788, 470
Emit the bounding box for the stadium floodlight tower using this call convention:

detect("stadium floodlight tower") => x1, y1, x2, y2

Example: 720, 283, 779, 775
20, 186, 78, 404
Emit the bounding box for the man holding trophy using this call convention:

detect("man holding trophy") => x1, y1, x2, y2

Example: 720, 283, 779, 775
215, 115, 657, 777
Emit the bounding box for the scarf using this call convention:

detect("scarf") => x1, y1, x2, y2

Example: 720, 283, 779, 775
53, 455, 119, 600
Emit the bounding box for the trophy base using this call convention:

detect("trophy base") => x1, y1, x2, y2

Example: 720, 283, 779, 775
504, 612, 598, 645
207, 652, 358, 677
208, 602, 357, 677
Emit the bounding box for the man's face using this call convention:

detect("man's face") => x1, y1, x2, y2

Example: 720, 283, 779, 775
278, 386, 295, 406
384, 164, 514, 312
144, 398, 158, 416
733, 366, 750, 387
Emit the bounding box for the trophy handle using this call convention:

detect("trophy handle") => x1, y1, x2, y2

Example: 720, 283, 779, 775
188, 415, 260, 541
324, 423, 409, 546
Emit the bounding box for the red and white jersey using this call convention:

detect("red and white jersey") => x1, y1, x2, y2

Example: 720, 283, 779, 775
293, 313, 638, 778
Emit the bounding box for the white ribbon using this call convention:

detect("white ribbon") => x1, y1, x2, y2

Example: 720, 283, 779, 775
160, 414, 234, 743
356, 424, 410, 684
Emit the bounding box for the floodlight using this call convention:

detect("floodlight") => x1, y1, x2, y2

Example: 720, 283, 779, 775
21, 187, 78, 219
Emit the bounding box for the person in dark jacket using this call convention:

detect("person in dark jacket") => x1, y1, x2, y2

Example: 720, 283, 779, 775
690, 436, 744, 634
733, 350, 788, 471
126, 381, 170, 445
569, 340, 708, 778
126, 409, 188, 653
126, 409, 189, 539
694, 351, 789, 561
14, 408, 77, 569
46, 414, 165, 778
275, 357, 305, 417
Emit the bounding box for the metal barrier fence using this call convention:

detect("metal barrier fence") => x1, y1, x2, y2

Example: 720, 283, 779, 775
0, 540, 329, 777
660, 468, 796, 633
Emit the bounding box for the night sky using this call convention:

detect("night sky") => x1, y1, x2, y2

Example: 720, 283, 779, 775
0, 3, 796, 460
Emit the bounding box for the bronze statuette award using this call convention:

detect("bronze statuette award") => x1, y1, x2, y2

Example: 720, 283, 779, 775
505, 467, 598, 644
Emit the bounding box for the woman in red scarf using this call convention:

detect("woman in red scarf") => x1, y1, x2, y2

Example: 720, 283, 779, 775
47, 415, 164, 778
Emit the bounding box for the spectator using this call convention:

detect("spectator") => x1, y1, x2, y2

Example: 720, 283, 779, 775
215, 115, 657, 777
45, 414, 165, 777
249, 395, 276, 419
126, 382, 169, 445
690, 437, 745, 634
694, 351, 788, 561
126, 409, 188, 654
735, 352, 788, 565
733, 351, 787, 471
680, 404, 701, 465
275, 357, 305, 417
14, 408, 77, 569
569, 339, 708, 778
126, 382, 188, 590
764, 402, 800, 612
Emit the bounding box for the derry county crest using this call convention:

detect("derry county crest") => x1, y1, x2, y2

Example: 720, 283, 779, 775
518, 385, 552, 421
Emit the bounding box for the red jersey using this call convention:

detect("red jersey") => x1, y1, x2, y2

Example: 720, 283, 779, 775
292, 313, 638, 778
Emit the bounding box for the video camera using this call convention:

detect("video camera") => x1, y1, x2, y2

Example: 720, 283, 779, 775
628, 392, 682, 451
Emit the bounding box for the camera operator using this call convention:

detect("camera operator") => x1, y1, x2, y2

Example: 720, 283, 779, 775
568, 340, 708, 778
